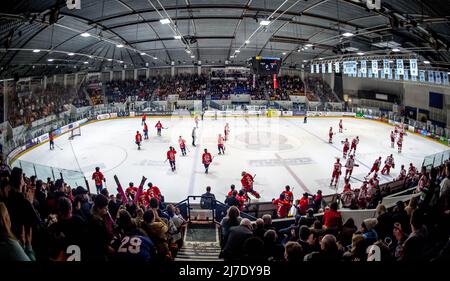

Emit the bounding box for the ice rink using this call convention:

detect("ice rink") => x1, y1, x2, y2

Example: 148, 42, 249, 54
16, 116, 448, 202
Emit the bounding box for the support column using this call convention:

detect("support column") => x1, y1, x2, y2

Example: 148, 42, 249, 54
3, 80, 8, 123
146, 68, 149, 79
134, 69, 138, 80
43, 76, 47, 89
110, 71, 113, 82
171, 61, 175, 77
197, 64, 201, 75
63, 74, 67, 87
121, 70, 125, 81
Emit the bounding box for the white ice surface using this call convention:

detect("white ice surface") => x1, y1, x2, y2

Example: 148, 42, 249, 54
17, 117, 448, 203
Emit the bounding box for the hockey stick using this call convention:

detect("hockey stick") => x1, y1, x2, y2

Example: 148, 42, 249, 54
54, 143, 63, 150
133, 176, 148, 204
114, 175, 128, 205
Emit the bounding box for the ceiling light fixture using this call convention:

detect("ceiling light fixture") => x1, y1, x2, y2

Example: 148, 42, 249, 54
68, 52, 74, 56
260, 20, 271, 26
80, 32, 90, 37
342, 32, 354, 37
159, 18, 170, 24
32, 49, 40, 53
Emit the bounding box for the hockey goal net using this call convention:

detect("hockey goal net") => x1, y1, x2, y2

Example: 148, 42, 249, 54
68, 126, 81, 140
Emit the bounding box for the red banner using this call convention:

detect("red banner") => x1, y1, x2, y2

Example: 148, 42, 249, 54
273, 74, 278, 89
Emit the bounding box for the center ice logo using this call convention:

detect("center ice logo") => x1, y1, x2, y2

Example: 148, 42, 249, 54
234, 131, 294, 151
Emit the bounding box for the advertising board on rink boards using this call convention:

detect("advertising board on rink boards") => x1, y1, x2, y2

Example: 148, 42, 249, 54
306, 111, 356, 117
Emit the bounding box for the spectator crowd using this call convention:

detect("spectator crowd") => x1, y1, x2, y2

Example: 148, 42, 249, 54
0, 155, 448, 262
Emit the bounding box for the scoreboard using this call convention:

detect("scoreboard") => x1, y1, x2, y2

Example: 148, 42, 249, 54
250, 56, 282, 75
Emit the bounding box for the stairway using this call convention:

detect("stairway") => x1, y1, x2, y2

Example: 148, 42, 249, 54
175, 223, 222, 261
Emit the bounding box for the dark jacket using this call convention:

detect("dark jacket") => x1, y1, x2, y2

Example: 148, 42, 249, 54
224, 196, 240, 208
221, 225, 253, 261
200, 192, 216, 209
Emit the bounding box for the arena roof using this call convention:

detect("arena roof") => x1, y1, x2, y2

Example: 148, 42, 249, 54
1, 0, 449, 78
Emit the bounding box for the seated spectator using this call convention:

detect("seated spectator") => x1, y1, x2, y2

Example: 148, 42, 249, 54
361, 218, 378, 245
200, 186, 216, 209
0, 202, 35, 261
263, 230, 284, 261
110, 209, 156, 261
262, 214, 275, 232
242, 236, 265, 262
252, 218, 265, 240
392, 201, 411, 234
400, 208, 429, 261
338, 218, 357, 248
375, 204, 393, 239
297, 225, 314, 256
85, 194, 112, 261
284, 241, 303, 262
166, 204, 186, 255
342, 234, 366, 262
221, 218, 254, 261
304, 234, 340, 261
142, 209, 170, 261
47, 197, 87, 261
220, 206, 242, 248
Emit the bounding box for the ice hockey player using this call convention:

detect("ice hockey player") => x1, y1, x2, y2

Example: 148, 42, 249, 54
390, 131, 396, 148
282, 185, 294, 207
399, 127, 406, 139
141, 113, 146, 126
224, 123, 230, 141
218, 134, 225, 154
272, 193, 290, 218
397, 136, 403, 153
155, 121, 164, 136
135, 131, 142, 150
330, 158, 342, 187
126, 182, 138, 201
240, 171, 261, 199
329, 127, 334, 143
408, 163, 417, 179
167, 146, 177, 172
192, 127, 197, 146
227, 184, 236, 197
146, 183, 164, 206
202, 149, 213, 174
344, 154, 357, 179
143, 122, 149, 140
49, 130, 55, 150
297, 193, 310, 215
304, 115, 307, 123
367, 157, 382, 177
396, 164, 407, 181
342, 138, 350, 158
381, 154, 395, 175
195, 115, 199, 128
92, 167, 106, 194
341, 179, 355, 209
339, 119, 343, 133
349, 136, 359, 155
357, 180, 369, 209
178, 136, 187, 156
